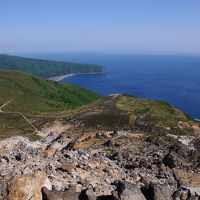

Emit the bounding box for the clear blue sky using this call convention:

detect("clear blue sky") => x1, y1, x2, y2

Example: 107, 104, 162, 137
1, 0, 200, 54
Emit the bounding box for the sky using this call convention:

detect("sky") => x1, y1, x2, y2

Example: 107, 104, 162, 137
1, 0, 200, 54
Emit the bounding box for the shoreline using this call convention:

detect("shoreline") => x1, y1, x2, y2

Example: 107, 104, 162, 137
48, 71, 108, 81
195, 118, 200, 123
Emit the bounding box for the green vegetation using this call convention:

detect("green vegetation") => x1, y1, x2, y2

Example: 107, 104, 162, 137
78, 95, 131, 129
0, 70, 102, 114
0, 54, 107, 78
0, 112, 35, 140
0, 71, 198, 139
0, 70, 102, 139
116, 94, 197, 134
75, 94, 199, 135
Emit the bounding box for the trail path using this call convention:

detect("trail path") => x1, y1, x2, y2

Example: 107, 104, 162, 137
0, 101, 10, 112
15, 112, 38, 132
0, 101, 38, 133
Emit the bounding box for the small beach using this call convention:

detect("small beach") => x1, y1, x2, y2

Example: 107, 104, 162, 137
49, 74, 75, 81
48, 71, 107, 81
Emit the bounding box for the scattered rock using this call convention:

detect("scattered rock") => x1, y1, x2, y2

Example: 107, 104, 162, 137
42, 186, 83, 200
103, 140, 114, 147
172, 187, 199, 200
0, 126, 199, 200
141, 183, 172, 200
163, 152, 178, 169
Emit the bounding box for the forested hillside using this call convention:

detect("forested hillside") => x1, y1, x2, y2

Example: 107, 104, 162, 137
0, 70, 102, 114
0, 54, 107, 78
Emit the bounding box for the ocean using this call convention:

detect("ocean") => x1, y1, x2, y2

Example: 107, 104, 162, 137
20, 53, 200, 118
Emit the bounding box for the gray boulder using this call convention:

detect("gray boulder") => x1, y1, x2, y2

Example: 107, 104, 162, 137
141, 183, 172, 200
117, 182, 146, 200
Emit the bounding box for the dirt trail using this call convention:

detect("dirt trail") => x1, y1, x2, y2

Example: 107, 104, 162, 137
0, 100, 38, 133
0, 101, 10, 112
0, 101, 73, 138
16, 112, 38, 132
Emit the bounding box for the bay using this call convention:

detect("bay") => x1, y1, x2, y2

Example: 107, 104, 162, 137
20, 53, 200, 118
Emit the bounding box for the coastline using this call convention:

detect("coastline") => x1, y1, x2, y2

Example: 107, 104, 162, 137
195, 118, 200, 123
48, 71, 108, 81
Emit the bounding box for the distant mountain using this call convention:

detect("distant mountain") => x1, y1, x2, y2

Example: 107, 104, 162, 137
0, 54, 107, 78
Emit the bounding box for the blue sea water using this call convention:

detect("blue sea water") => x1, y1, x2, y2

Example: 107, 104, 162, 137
20, 53, 200, 118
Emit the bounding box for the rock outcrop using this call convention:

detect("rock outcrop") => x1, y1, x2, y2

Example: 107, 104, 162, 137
0, 126, 199, 200
9, 171, 51, 200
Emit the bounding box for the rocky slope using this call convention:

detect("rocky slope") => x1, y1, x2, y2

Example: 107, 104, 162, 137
0, 75, 200, 200
0, 117, 200, 200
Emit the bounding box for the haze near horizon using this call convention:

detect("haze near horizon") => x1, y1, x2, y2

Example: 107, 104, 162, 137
1, 0, 200, 54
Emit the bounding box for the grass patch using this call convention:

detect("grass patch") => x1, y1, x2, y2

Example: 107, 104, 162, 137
0, 113, 36, 140
82, 111, 130, 129
21, 130, 41, 141
0, 70, 102, 114
116, 94, 198, 135
136, 107, 150, 114
0, 70, 103, 140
